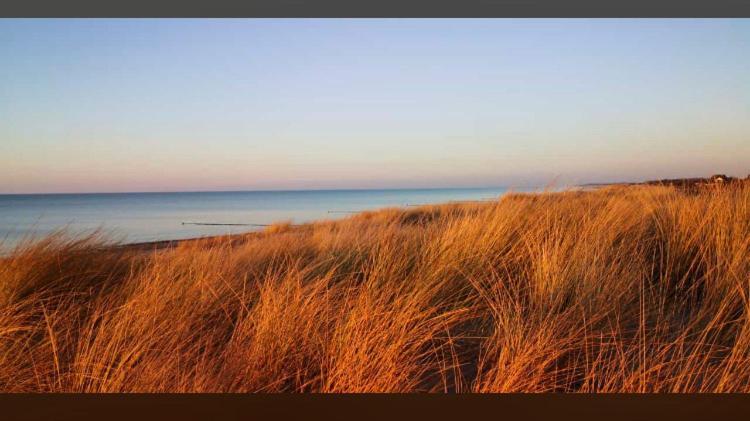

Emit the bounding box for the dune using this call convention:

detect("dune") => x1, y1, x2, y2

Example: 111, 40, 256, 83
0, 184, 748, 392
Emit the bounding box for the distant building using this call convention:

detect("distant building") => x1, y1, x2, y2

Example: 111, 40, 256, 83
644, 173, 743, 189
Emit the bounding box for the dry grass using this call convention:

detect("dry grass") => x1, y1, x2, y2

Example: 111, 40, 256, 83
0, 184, 749, 392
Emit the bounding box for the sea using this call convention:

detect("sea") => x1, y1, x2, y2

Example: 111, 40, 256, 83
0, 187, 517, 250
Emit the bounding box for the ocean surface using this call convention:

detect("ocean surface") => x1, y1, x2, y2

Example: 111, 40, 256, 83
0, 188, 515, 250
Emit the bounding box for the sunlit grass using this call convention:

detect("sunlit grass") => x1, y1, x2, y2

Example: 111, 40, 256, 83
0, 184, 748, 392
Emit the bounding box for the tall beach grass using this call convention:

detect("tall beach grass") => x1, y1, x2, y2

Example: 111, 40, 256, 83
0, 184, 748, 392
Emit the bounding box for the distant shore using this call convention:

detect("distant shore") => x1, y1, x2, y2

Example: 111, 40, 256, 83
111, 175, 749, 253
10, 176, 745, 255
582, 173, 749, 189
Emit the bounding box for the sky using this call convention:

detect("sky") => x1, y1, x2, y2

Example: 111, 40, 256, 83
1, 19, 749, 194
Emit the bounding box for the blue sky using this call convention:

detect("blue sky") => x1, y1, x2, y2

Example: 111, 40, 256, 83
1, 19, 749, 193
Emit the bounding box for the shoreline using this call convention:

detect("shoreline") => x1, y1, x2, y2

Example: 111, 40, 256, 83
93, 197, 516, 253
11, 178, 745, 255
9, 187, 591, 254
111, 231, 268, 253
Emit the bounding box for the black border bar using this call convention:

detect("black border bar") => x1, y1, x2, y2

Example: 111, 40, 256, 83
2, 0, 750, 18
2, 394, 750, 421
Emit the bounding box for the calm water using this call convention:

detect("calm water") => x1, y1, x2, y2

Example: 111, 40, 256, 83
0, 188, 514, 250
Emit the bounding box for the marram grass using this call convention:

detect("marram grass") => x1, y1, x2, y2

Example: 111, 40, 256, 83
1, 184, 749, 392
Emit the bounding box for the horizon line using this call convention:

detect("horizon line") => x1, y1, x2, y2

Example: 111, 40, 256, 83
0, 185, 527, 196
